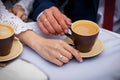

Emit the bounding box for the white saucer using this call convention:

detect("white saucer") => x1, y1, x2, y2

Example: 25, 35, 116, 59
0, 39, 23, 62
63, 37, 104, 58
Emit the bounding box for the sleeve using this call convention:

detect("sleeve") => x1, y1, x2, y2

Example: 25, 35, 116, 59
14, 0, 34, 17
33, 0, 57, 20
0, 1, 33, 35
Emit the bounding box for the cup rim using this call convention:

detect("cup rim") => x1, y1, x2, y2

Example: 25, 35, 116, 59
71, 20, 99, 36
0, 23, 15, 39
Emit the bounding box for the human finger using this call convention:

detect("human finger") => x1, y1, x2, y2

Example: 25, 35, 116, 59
44, 8, 64, 34
35, 45, 64, 66
21, 14, 27, 22
63, 14, 72, 26
39, 13, 56, 35
63, 42, 83, 62
56, 54, 70, 63
55, 41, 73, 60
52, 7, 69, 33
48, 57, 64, 66
37, 19, 50, 35
44, 49, 65, 66
16, 11, 24, 19
48, 46, 70, 64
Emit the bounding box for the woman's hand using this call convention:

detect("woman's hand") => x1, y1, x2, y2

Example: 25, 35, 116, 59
34, 37, 82, 66
9, 5, 27, 22
17, 30, 82, 66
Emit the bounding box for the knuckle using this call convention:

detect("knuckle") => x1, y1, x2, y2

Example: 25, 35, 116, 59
50, 19, 54, 23
51, 6, 56, 10
44, 9, 48, 13
49, 57, 55, 61
58, 40, 64, 44
44, 9, 49, 15
50, 58, 63, 66
68, 53, 72, 59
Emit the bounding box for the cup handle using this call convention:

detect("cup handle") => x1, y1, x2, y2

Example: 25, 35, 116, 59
14, 37, 19, 40
65, 33, 72, 38
65, 27, 74, 40
64, 27, 76, 47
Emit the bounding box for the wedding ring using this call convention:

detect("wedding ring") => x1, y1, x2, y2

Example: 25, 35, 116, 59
59, 55, 63, 59
44, 18, 47, 22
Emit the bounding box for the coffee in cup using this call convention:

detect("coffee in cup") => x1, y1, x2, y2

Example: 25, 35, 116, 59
66, 20, 99, 52
0, 23, 15, 56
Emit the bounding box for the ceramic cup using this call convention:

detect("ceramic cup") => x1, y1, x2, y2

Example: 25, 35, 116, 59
66, 20, 99, 52
0, 23, 15, 56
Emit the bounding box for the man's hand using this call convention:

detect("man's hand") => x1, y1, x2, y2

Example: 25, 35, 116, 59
37, 6, 72, 35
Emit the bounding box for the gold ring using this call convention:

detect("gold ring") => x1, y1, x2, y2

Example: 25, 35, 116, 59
44, 18, 47, 22
59, 55, 63, 59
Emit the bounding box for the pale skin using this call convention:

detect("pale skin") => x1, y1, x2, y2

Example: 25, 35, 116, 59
10, 5, 82, 66
17, 30, 83, 66
9, 5, 27, 22
37, 6, 72, 35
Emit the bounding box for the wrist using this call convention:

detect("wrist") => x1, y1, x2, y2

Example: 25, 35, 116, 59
17, 30, 45, 49
17, 30, 37, 45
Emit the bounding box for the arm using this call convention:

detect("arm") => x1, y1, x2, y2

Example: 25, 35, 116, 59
0, 1, 82, 66
17, 30, 82, 66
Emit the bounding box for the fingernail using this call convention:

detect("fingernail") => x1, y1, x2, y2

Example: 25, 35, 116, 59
60, 32, 64, 35
79, 59, 83, 62
48, 34, 53, 36
77, 51, 83, 62
68, 23, 72, 26
67, 20, 72, 25
64, 29, 68, 33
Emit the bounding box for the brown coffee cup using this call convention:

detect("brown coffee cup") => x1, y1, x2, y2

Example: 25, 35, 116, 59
0, 23, 15, 56
66, 20, 99, 52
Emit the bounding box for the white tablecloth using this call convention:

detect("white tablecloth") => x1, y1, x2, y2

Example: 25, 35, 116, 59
2, 22, 120, 80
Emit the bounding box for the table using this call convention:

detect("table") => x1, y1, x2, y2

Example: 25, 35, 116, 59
2, 22, 120, 80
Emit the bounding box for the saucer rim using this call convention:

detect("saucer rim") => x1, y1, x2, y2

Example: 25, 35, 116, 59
0, 39, 23, 62
79, 39, 104, 58
63, 37, 104, 58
